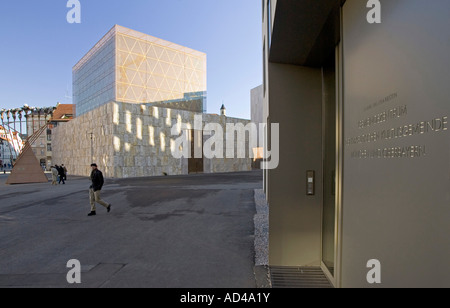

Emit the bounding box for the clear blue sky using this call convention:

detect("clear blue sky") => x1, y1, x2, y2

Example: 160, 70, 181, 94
0, 0, 262, 120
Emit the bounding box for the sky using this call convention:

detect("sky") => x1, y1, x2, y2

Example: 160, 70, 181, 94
0, 0, 262, 120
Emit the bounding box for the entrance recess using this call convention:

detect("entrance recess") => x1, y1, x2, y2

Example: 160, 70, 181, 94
188, 130, 203, 174
321, 46, 340, 282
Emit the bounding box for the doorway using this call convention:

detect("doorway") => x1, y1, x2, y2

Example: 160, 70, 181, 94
321, 46, 341, 283
188, 130, 204, 174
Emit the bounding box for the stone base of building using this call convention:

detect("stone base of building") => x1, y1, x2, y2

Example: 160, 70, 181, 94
52, 102, 253, 178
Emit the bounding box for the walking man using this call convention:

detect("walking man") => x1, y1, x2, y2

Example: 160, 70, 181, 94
57, 165, 65, 185
88, 163, 111, 217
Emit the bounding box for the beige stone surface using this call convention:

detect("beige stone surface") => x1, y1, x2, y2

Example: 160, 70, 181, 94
53, 101, 252, 178
52, 103, 115, 177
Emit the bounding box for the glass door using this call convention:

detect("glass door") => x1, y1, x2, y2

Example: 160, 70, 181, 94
322, 50, 337, 277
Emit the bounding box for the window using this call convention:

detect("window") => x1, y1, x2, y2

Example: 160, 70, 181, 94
47, 144, 52, 152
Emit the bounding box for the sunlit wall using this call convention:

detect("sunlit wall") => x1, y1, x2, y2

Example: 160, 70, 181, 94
73, 25, 207, 117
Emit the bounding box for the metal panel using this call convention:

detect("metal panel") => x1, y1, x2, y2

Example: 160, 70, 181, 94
342, 0, 450, 287
270, 266, 333, 288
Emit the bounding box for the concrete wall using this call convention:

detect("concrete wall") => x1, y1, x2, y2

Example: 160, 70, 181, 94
52, 103, 115, 177
251, 85, 264, 125
268, 63, 323, 266
53, 102, 252, 178
341, 0, 450, 287
251, 85, 264, 170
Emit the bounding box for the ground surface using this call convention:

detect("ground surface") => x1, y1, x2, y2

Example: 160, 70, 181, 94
0, 171, 262, 288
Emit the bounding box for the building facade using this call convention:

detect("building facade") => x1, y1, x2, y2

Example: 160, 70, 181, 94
25, 104, 75, 170
251, 85, 264, 128
250, 85, 264, 169
52, 102, 252, 178
263, 0, 450, 287
53, 26, 251, 178
73, 25, 207, 117
47, 104, 75, 168
0, 130, 16, 168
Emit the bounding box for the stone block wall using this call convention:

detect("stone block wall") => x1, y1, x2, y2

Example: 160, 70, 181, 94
52, 103, 115, 177
112, 102, 185, 178
202, 113, 253, 174
53, 101, 252, 178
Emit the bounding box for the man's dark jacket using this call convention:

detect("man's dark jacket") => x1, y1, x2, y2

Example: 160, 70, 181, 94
57, 166, 65, 177
90, 169, 104, 192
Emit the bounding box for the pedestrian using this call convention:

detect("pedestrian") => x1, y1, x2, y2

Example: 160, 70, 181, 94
57, 165, 65, 185
62, 164, 68, 181
88, 163, 111, 217
51, 166, 58, 186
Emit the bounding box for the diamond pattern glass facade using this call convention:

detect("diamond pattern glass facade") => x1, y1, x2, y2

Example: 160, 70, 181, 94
73, 25, 207, 117
73, 30, 116, 116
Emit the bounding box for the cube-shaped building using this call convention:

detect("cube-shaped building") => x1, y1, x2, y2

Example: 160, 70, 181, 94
73, 25, 207, 116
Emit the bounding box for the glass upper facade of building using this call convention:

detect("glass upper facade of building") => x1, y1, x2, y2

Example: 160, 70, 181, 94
73, 25, 207, 116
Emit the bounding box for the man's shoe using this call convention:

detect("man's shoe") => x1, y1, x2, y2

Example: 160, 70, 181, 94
88, 211, 96, 216
107, 204, 112, 213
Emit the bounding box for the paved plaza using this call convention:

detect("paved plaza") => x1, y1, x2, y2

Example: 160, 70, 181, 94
0, 171, 262, 288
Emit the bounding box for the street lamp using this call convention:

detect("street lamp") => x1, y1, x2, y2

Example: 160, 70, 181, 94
88, 132, 94, 164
